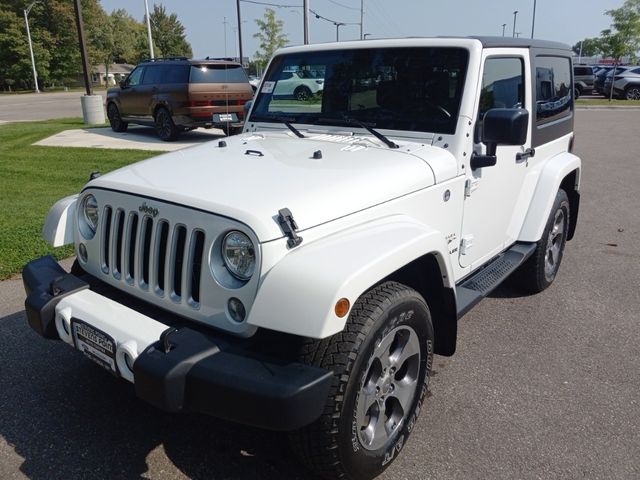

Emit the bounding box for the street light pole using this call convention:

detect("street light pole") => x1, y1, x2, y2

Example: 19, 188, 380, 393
512, 10, 518, 38
360, 0, 364, 40
335, 22, 344, 41
502, 23, 506, 37
24, 1, 40, 93
303, 0, 309, 44
144, 0, 154, 59
236, 0, 244, 66
531, 0, 537, 38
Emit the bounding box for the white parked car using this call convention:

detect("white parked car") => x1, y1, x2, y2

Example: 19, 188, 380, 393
271, 70, 324, 100
24, 37, 580, 480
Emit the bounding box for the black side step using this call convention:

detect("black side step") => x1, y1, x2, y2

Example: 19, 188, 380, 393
455, 242, 536, 319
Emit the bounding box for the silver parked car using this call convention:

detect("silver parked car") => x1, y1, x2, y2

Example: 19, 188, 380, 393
608, 66, 640, 99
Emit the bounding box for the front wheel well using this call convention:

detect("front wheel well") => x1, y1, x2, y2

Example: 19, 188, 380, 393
381, 253, 457, 356
560, 169, 580, 241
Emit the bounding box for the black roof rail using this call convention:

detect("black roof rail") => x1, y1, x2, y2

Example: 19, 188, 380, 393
141, 56, 190, 63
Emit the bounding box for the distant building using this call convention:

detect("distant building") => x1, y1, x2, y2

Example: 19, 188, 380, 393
78, 63, 135, 87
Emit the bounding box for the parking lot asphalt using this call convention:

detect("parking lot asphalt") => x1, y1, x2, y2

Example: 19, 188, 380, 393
0, 110, 639, 480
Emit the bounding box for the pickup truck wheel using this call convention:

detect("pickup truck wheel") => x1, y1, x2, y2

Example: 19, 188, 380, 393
515, 189, 570, 293
107, 103, 128, 132
154, 107, 179, 141
290, 281, 434, 480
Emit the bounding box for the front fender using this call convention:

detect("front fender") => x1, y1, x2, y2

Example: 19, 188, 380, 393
519, 152, 581, 242
43, 195, 78, 247
247, 216, 453, 339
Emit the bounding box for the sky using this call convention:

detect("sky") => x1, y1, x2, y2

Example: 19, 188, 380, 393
100, 0, 626, 59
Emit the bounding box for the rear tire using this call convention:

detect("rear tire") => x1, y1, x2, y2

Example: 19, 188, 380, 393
515, 189, 570, 294
574, 86, 581, 99
290, 282, 434, 480
154, 107, 179, 141
294, 86, 312, 101
107, 103, 128, 132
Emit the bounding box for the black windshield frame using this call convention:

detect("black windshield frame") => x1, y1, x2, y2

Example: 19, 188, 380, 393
250, 47, 469, 135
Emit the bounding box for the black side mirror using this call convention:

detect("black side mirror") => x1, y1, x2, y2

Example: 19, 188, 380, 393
119, 79, 127, 89
471, 108, 529, 169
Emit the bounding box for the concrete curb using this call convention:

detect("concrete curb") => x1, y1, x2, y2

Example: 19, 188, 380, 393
576, 105, 640, 110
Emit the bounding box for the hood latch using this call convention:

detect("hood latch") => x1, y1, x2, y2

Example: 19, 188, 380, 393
277, 208, 303, 248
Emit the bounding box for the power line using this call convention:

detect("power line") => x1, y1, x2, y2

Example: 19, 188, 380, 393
310, 8, 359, 25
239, 0, 302, 8
324, 0, 360, 11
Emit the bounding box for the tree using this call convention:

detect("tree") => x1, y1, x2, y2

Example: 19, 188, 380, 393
253, 8, 288, 70
149, 4, 192, 58
602, 0, 640, 61
571, 37, 603, 57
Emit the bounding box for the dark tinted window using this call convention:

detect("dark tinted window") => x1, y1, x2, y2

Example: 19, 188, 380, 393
189, 65, 248, 83
142, 64, 189, 84
127, 67, 144, 86
632, 68, 640, 75
535, 56, 572, 124
252, 47, 469, 135
479, 57, 524, 116
573, 66, 593, 76
142, 65, 163, 84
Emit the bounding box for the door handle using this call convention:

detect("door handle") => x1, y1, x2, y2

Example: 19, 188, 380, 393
516, 148, 535, 162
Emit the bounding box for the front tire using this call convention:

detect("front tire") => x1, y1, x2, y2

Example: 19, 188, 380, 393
294, 85, 312, 101
291, 282, 434, 480
154, 107, 179, 141
625, 85, 640, 100
515, 189, 570, 293
107, 103, 128, 132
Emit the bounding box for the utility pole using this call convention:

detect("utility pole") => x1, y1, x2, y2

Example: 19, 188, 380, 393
236, 0, 244, 66
73, 0, 92, 96
144, 0, 154, 59
360, 0, 364, 40
223, 16, 228, 56
531, 0, 537, 38
23, 1, 40, 93
303, 0, 309, 44
512, 10, 518, 38
502, 23, 506, 37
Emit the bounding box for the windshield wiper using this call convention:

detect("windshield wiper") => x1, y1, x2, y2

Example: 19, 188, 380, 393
271, 115, 305, 138
315, 116, 399, 149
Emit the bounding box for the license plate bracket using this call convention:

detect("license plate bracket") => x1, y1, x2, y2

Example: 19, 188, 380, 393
71, 319, 118, 376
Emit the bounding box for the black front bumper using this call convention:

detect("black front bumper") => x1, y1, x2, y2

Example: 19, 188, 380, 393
23, 256, 333, 431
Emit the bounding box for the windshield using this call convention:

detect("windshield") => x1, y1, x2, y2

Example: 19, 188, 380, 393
250, 47, 469, 135
190, 65, 248, 83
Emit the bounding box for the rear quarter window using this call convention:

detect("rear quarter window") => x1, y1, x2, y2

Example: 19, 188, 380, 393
190, 65, 248, 83
535, 56, 572, 125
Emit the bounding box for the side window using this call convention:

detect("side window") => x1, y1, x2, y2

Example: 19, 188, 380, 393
127, 67, 145, 86
535, 56, 572, 124
164, 65, 190, 84
142, 65, 162, 85
479, 57, 524, 117
631, 68, 640, 75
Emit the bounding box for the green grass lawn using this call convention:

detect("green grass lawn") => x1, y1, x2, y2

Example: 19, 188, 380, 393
0, 119, 158, 279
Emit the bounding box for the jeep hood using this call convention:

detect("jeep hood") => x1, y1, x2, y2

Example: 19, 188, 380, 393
89, 132, 450, 242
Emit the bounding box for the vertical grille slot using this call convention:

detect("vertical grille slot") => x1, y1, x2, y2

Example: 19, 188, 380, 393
140, 216, 153, 287
125, 213, 139, 283
101, 206, 113, 273
156, 221, 169, 293
172, 225, 187, 299
113, 209, 125, 279
189, 230, 205, 304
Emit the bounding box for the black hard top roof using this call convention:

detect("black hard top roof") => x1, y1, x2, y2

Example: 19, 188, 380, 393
469, 36, 570, 51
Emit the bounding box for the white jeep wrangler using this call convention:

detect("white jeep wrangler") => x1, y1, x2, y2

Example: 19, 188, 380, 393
24, 37, 580, 479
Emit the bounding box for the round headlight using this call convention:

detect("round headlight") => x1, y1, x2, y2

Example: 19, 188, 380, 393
222, 231, 256, 281
79, 194, 98, 239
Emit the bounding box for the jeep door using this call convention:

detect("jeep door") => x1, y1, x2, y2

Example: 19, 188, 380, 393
459, 52, 533, 269
119, 66, 146, 117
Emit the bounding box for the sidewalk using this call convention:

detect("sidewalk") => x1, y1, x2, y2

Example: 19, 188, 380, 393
34, 125, 225, 151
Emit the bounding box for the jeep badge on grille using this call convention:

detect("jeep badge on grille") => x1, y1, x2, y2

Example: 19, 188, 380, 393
138, 202, 159, 218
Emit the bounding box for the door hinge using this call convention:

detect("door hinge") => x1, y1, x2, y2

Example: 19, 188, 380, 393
460, 235, 474, 255
464, 178, 479, 197
277, 208, 303, 248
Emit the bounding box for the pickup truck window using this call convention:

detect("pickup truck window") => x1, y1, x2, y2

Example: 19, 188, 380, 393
251, 47, 469, 135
